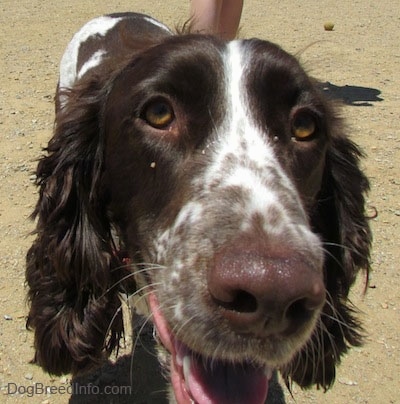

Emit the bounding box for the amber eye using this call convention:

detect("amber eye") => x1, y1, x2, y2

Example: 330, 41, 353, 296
143, 100, 174, 129
291, 111, 316, 140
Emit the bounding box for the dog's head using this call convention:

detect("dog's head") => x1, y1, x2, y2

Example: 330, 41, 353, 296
27, 30, 371, 403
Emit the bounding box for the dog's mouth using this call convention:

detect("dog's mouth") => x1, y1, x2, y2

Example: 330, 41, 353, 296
149, 292, 271, 404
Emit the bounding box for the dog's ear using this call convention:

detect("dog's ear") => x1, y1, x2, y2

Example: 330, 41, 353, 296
26, 79, 135, 375
283, 114, 372, 389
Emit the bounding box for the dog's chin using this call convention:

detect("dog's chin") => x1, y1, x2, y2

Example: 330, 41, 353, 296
148, 292, 272, 404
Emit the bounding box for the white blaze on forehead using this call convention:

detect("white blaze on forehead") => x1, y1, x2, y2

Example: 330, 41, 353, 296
205, 42, 269, 178
222, 40, 279, 167
225, 41, 244, 116
202, 41, 308, 227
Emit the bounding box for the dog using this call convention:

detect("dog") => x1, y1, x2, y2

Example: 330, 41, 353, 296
26, 12, 371, 403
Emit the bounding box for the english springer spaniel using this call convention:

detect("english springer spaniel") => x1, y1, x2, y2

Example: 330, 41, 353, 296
26, 12, 372, 404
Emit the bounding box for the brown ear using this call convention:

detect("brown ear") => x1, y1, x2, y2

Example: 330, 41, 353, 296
283, 125, 372, 389
26, 80, 134, 375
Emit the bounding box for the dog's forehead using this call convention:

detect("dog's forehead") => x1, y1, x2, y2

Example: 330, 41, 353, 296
234, 39, 313, 95
105, 36, 221, 100
109, 36, 307, 105
136, 37, 301, 80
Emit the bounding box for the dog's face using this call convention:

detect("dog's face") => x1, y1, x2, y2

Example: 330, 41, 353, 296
26, 20, 371, 404
102, 36, 330, 403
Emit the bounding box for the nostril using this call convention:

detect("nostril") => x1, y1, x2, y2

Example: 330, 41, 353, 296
212, 290, 258, 313
284, 284, 326, 334
286, 298, 314, 325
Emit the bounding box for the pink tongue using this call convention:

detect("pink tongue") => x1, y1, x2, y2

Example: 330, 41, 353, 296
186, 355, 269, 404
149, 292, 269, 404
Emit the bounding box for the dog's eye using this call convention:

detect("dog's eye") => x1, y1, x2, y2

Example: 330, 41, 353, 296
143, 100, 174, 129
291, 111, 316, 140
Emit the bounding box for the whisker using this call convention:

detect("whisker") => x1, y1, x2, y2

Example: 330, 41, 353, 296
321, 246, 345, 271
128, 283, 163, 318
323, 291, 357, 333
323, 241, 361, 255
131, 310, 156, 355
100, 264, 166, 300
99, 273, 137, 300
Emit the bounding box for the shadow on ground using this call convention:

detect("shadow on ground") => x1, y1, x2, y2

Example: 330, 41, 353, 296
320, 82, 383, 106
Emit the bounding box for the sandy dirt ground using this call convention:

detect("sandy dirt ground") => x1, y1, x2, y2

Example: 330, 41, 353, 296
1, 0, 399, 402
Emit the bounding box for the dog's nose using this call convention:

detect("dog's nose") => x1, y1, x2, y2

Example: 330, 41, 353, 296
208, 240, 325, 337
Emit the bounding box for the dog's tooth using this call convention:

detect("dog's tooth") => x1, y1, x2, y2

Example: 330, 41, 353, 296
175, 342, 185, 367
264, 367, 273, 380
176, 353, 183, 367
183, 355, 191, 387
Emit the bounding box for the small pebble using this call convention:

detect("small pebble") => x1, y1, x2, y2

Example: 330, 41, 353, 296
324, 21, 335, 31
338, 378, 358, 386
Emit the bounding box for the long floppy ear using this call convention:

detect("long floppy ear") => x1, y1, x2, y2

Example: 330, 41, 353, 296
26, 79, 135, 375
283, 115, 372, 389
